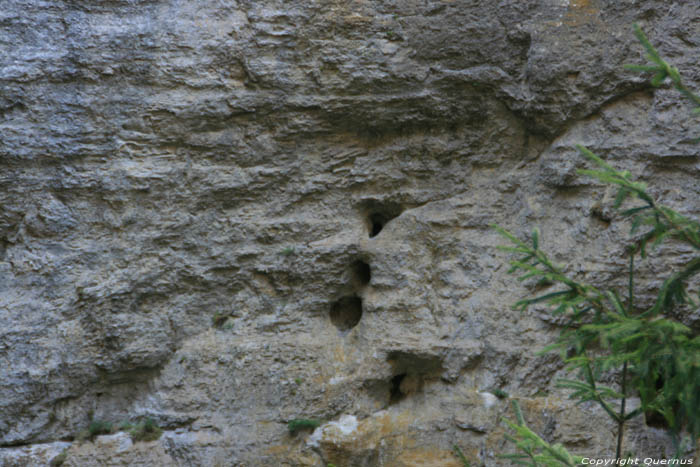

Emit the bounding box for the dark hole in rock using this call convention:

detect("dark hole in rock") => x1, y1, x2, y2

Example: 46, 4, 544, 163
644, 375, 674, 429
389, 373, 407, 405
644, 410, 670, 429
350, 260, 371, 287
330, 295, 362, 331
370, 214, 385, 237
387, 350, 445, 376
359, 200, 404, 238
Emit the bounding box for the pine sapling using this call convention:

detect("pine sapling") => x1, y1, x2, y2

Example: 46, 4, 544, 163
495, 24, 700, 463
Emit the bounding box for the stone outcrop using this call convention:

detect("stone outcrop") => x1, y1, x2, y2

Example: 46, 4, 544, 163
1, 0, 699, 465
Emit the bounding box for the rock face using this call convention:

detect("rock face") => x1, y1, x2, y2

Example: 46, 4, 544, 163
1, 0, 699, 465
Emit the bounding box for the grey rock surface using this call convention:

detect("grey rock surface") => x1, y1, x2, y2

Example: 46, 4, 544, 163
1, 0, 699, 465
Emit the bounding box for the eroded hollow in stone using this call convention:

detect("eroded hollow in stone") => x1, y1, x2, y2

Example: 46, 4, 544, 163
330, 295, 363, 331
359, 200, 404, 238
387, 350, 445, 376
389, 373, 407, 405
369, 214, 386, 237
383, 351, 445, 404
350, 260, 371, 288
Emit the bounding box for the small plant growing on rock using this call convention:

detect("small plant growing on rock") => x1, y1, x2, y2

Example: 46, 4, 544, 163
280, 246, 296, 256
287, 418, 321, 434
49, 448, 69, 467
495, 25, 700, 463
453, 445, 471, 467
76, 419, 113, 441
118, 420, 134, 431
212, 312, 229, 328
128, 418, 163, 442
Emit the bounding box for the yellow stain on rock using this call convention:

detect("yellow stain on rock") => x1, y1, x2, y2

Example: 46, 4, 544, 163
570, 0, 593, 8
319, 411, 422, 466
374, 410, 413, 439
342, 14, 373, 26
333, 343, 346, 363
565, 0, 600, 27
264, 444, 290, 456
395, 448, 463, 467
264, 444, 318, 466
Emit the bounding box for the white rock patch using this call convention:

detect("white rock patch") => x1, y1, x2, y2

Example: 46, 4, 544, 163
307, 415, 359, 448
478, 391, 498, 408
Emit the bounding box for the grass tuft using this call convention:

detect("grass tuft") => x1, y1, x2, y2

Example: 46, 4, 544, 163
287, 418, 320, 434
49, 448, 69, 467
128, 419, 163, 442
76, 419, 113, 442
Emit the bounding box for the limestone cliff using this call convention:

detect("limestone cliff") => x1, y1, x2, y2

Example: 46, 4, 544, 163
1, 0, 699, 465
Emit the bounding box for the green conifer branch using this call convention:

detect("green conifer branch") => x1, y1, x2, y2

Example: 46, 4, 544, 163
501, 400, 584, 467
494, 24, 700, 462
626, 24, 700, 109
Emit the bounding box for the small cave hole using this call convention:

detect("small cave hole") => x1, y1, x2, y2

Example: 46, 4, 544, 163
351, 260, 371, 288
369, 214, 385, 237
359, 200, 404, 238
330, 295, 363, 331
389, 373, 407, 405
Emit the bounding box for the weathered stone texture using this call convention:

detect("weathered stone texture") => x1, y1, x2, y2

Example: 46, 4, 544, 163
1, 0, 699, 465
